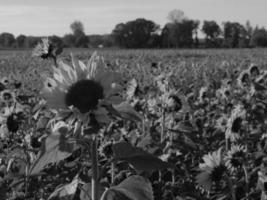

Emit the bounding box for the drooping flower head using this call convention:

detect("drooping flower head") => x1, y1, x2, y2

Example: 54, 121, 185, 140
196, 148, 227, 191
41, 52, 122, 124
225, 145, 247, 172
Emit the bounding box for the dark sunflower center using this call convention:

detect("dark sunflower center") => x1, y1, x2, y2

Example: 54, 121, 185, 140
168, 95, 182, 111
210, 164, 227, 182
231, 151, 245, 167
65, 79, 104, 113
231, 117, 242, 133
6, 114, 20, 133
0, 83, 5, 92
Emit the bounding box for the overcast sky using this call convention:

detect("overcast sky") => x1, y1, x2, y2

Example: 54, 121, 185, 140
0, 0, 266, 36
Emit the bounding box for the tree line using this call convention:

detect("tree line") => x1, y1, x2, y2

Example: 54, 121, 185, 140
1, 9, 267, 49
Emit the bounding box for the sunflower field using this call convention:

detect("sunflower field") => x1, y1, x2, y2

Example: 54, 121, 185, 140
1, 39, 267, 200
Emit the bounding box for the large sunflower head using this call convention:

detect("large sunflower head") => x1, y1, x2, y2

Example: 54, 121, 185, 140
41, 52, 122, 123
196, 148, 227, 191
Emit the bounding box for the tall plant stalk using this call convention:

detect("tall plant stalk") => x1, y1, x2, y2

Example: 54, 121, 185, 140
91, 137, 99, 200
161, 108, 165, 143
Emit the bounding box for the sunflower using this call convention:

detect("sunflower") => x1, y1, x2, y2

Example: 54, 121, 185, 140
1, 77, 9, 86
237, 70, 250, 88
225, 104, 246, 142
196, 148, 227, 191
216, 86, 231, 100
248, 64, 260, 78
215, 114, 228, 132
159, 89, 189, 113
41, 52, 122, 124
32, 38, 53, 59
0, 90, 15, 103
225, 145, 246, 172
198, 86, 209, 104
0, 104, 24, 134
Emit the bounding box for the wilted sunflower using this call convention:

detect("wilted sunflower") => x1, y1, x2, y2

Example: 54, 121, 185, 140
225, 145, 246, 172
196, 148, 227, 191
225, 104, 246, 142
41, 52, 122, 124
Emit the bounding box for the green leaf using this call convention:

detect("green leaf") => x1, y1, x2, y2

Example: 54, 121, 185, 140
100, 175, 153, 200
80, 182, 105, 200
30, 123, 77, 175
112, 141, 173, 171
48, 176, 79, 200
113, 102, 143, 122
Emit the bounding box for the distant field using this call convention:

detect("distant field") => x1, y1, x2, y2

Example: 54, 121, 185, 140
1, 48, 267, 91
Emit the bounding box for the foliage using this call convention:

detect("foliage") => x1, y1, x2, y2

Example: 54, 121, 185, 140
112, 18, 160, 48
202, 20, 222, 48
2, 45, 267, 200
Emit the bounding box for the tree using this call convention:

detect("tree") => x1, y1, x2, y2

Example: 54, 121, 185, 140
70, 21, 85, 37
161, 20, 199, 48
16, 35, 27, 48
0, 33, 15, 48
202, 20, 221, 47
69, 21, 89, 47
62, 34, 76, 47
223, 22, 246, 48
250, 27, 267, 47
167, 9, 188, 23
112, 18, 160, 48
49, 35, 63, 47
244, 20, 253, 47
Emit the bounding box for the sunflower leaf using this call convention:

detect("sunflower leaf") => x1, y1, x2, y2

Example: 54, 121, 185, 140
48, 175, 79, 200
30, 126, 77, 175
100, 175, 153, 200
112, 141, 173, 171
113, 102, 142, 123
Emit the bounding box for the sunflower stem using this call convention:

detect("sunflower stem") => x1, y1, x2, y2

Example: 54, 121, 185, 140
91, 137, 99, 200
52, 55, 58, 68
111, 161, 115, 185
171, 169, 175, 185
226, 175, 236, 200
225, 136, 229, 151
161, 108, 165, 143
243, 165, 249, 200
